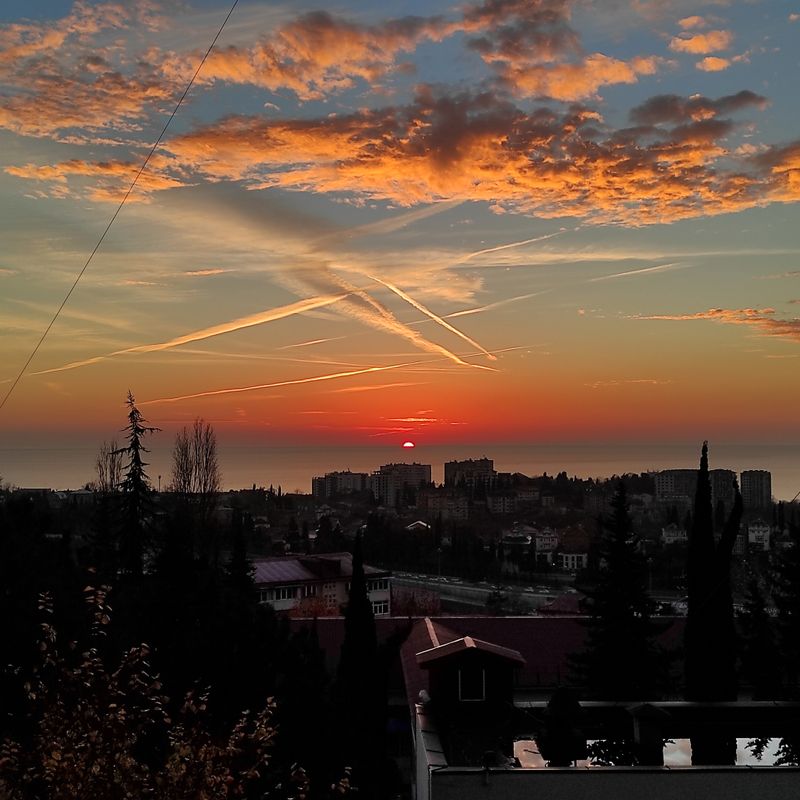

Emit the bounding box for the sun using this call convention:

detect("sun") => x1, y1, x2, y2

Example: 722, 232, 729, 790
402, 441, 416, 449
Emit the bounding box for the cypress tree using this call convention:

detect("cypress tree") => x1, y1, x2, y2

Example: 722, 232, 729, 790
684, 442, 742, 765
335, 532, 381, 793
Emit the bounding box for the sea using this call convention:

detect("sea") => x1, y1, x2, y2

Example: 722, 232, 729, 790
2, 442, 799, 502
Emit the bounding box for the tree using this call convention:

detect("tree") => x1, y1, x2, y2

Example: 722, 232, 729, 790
738, 574, 780, 698
573, 482, 665, 701
95, 438, 123, 494
772, 524, 800, 693
169, 419, 221, 563
684, 441, 742, 765
0, 590, 348, 799
115, 391, 160, 578
335, 533, 383, 795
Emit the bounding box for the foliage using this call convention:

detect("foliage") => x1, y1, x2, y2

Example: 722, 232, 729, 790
772, 525, 800, 693
738, 574, 780, 698
573, 482, 665, 700
0, 590, 293, 800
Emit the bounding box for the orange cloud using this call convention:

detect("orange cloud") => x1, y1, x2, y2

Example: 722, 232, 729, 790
678, 16, 708, 31
669, 30, 733, 54
635, 307, 800, 343
9, 86, 786, 225
501, 53, 664, 101
0, 2, 174, 138
697, 56, 730, 72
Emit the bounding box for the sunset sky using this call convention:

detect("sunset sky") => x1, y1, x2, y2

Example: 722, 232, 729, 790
1, 0, 799, 457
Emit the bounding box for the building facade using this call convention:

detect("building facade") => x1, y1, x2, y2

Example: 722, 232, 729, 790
741, 470, 772, 510
253, 552, 391, 616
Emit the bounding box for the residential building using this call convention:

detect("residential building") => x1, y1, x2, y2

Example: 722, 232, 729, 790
444, 458, 496, 488
371, 462, 432, 507
487, 491, 517, 515
419, 486, 470, 521
654, 469, 696, 506
557, 551, 588, 571
747, 519, 771, 551
741, 470, 772, 510
661, 523, 687, 546
253, 552, 391, 616
311, 470, 369, 500
709, 468, 737, 513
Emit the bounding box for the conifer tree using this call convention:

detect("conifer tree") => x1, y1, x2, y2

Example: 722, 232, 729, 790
573, 482, 664, 701
684, 441, 742, 765
116, 391, 159, 578
335, 533, 381, 794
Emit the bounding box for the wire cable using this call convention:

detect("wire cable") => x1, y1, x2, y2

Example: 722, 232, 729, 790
0, 0, 240, 413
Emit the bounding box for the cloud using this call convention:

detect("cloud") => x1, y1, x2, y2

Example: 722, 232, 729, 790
589, 262, 689, 281
141, 360, 428, 404
182, 268, 232, 277
634, 307, 800, 343
697, 56, 730, 72
669, 29, 733, 54
13, 85, 783, 224
585, 378, 671, 389
678, 16, 708, 30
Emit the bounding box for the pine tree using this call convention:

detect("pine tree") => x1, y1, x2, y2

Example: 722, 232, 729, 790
573, 482, 665, 701
116, 391, 159, 578
684, 441, 742, 765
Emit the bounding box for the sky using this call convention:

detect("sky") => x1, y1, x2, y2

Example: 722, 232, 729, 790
1, 0, 800, 461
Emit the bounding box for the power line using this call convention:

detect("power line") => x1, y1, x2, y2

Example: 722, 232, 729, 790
0, 0, 240, 414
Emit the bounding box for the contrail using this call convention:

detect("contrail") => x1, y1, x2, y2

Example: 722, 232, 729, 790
445, 291, 548, 318
455, 231, 567, 265
123, 293, 348, 353
29, 293, 348, 376
368, 275, 497, 361
142, 360, 426, 404
278, 336, 347, 349
589, 262, 689, 282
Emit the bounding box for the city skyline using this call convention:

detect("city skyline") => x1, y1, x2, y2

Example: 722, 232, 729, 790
2, 0, 800, 458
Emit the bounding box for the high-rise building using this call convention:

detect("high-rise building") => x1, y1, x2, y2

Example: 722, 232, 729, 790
311, 470, 368, 500
741, 470, 772, 510
444, 458, 496, 488
370, 462, 432, 507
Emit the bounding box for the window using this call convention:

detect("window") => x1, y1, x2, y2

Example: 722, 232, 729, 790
303, 585, 317, 597
459, 666, 485, 701
273, 586, 298, 601
258, 590, 270, 604
372, 600, 389, 615
368, 578, 389, 592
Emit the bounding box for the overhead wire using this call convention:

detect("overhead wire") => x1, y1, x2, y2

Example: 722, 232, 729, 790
0, 0, 240, 413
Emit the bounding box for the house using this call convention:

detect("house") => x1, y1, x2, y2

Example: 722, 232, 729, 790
747, 519, 771, 551
399, 617, 800, 800
253, 552, 391, 616
661, 523, 687, 546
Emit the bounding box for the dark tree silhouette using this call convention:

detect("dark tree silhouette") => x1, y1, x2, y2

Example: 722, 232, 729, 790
335, 532, 383, 795
115, 391, 159, 578
738, 574, 780, 699
684, 441, 742, 765
574, 482, 665, 701
773, 524, 800, 694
